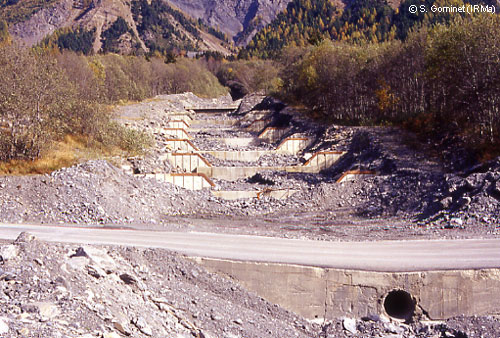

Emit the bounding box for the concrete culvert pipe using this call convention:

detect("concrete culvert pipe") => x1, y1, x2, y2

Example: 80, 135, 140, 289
383, 290, 416, 320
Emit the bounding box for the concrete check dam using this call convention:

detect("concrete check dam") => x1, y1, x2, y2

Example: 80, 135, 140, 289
0, 224, 499, 321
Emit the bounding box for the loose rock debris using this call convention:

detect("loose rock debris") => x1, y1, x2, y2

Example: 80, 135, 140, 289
0, 233, 315, 338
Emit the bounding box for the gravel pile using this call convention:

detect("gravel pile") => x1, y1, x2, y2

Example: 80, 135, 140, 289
424, 158, 500, 228
0, 233, 314, 338
202, 153, 301, 168
319, 315, 500, 338
0, 160, 218, 225
232, 93, 266, 116
192, 134, 275, 151
193, 129, 256, 139
0, 160, 326, 224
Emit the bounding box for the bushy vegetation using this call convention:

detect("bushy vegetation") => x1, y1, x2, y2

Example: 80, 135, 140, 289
0, 40, 227, 170
278, 14, 500, 159
216, 59, 282, 98
0, 44, 109, 162
0, 20, 9, 44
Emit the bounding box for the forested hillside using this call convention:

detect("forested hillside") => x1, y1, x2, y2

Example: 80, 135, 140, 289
241, 0, 499, 58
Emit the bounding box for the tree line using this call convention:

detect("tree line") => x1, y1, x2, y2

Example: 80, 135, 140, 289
278, 14, 500, 160
241, 0, 498, 59
0, 41, 227, 164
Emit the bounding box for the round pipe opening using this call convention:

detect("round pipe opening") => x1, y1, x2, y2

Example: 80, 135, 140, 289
383, 290, 415, 320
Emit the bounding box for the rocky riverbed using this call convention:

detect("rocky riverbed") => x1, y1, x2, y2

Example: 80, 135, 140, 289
0, 93, 499, 241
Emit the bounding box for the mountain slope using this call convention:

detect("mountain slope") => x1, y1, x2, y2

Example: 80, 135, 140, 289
166, 0, 293, 45
2, 0, 232, 54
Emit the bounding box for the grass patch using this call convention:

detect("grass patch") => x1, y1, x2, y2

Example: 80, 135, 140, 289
0, 135, 82, 175
0, 129, 151, 175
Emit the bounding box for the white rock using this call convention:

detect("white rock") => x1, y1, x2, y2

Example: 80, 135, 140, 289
134, 317, 152, 336
0, 318, 9, 334
176, 334, 192, 338
342, 317, 357, 334
103, 332, 121, 338
33, 302, 60, 321
0, 245, 18, 261
64, 256, 88, 272
303, 153, 313, 161
81, 246, 117, 272
223, 333, 241, 338
384, 322, 405, 334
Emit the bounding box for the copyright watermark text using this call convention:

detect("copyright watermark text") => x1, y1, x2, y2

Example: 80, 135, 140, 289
409, 4, 496, 14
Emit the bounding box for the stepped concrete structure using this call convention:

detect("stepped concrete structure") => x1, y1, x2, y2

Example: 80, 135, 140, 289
337, 170, 377, 183
245, 118, 272, 132
167, 120, 191, 129
154, 105, 354, 189
164, 153, 212, 172
136, 173, 215, 190
276, 137, 311, 154
258, 127, 290, 142
165, 139, 199, 152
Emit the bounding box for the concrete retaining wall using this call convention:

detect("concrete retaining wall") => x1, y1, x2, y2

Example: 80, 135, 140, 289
163, 128, 192, 140
165, 139, 199, 152
257, 188, 299, 199
337, 170, 377, 183
276, 137, 310, 155
192, 258, 500, 320
258, 127, 289, 142
197, 166, 284, 180
165, 153, 212, 172
191, 119, 237, 126
304, 151, 346, 171
212, 190, 260, 200
167, 120, 190, 129
167, 113, 193, 123
245, 118, 271, 132
198, 164, 347, 179
136, 173, 214, 190
240, 112, 269, 122
199, 150, 272, 162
